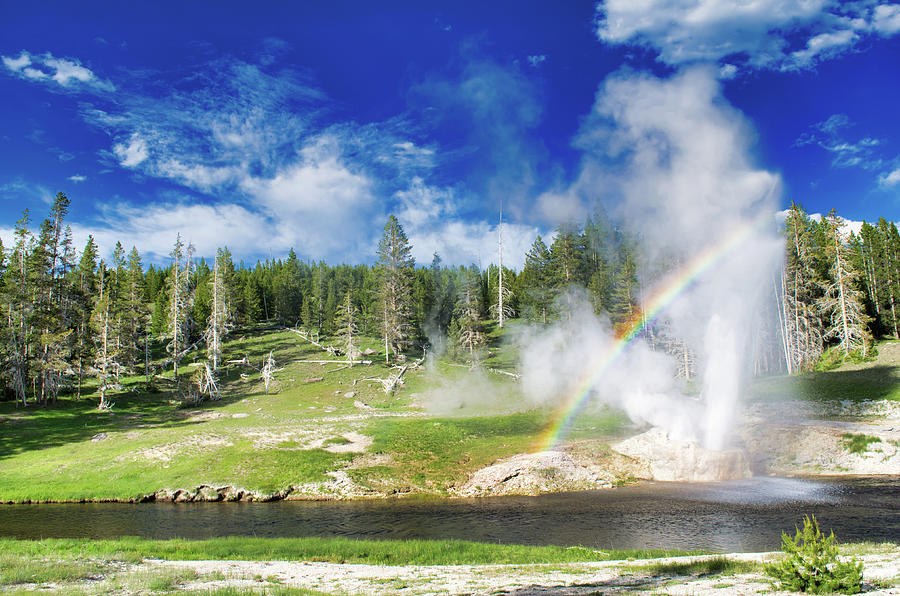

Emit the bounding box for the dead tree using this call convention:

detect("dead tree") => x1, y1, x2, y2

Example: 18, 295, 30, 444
261, 350, 276, 394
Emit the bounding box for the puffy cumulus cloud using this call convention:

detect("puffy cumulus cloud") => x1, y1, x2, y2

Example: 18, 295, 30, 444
718, 63, 738, 79
596, 0, 826, 66
394, 177, 456, 229
775, 209, 864, 237
72, 200, 278, 263
1, 50, 113, 91
405, 218, 540, 271
391, 178, 543, 269
46, 49, 543, 267
594, 0, 900, 72
239, 135, 379, 260
873, 3, 900, 34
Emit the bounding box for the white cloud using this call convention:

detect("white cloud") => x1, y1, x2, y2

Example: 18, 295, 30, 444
527, 54, 547, 67
156, 159, 241, 191
22, 67, 48, 80
594, 0, 900, 71
394, 177, 455, 228
68, 175, 87, 183
1, 50, 113, 91
569, 65, 781, 267
389, 141, 436, 171
66, 52, 550, 266
879, 168, 900, 187
43, 54, 95, 86
718, 63, 738, 79
406, 219, 541, 271
787, 28, 858, 69
239, 135, 379, 260
113, 134, 149, 167
796, 114, 884, 170
2, 52, 31, 71
74, 200, 277, 263
777, 209, 864, 237
873, 4, 900, 35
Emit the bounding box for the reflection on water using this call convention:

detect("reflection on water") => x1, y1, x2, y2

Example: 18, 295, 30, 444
1, 477, 897, 552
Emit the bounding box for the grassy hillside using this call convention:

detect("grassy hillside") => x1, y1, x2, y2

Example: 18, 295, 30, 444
750, 341, 900, 403
0, 326, 627, 502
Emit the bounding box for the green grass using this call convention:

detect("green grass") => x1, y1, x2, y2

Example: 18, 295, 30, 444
841, 433, 882, 454
641, 557, 762, 576
750, 340, 900, 403
360, 411, 548, 491
750, 366, 900, 403
0, 329, 422, 502
0, 552, 109, 585
0, 537, 701, 566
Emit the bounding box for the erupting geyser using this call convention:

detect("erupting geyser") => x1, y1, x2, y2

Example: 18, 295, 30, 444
519, 67, 783, 481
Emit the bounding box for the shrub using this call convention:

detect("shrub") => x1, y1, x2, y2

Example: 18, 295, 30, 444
766, 515, 863, 594
841, 433, 881, 455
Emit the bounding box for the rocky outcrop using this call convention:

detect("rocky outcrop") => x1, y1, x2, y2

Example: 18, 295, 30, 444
612, 428, 751, 482
456, 451, 612, 496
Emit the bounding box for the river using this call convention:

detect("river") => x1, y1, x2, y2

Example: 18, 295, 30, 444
1, 477, 897, 552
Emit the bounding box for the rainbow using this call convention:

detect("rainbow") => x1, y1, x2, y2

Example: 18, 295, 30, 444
533, 217, 764, 452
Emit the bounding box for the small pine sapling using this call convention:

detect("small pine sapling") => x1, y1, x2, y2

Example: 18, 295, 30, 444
765, 515, 863, 594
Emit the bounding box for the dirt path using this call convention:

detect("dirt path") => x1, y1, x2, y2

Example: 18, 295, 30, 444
150, 549, 900, 595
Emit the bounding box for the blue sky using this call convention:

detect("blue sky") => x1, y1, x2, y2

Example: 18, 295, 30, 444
2, 1, 899, 268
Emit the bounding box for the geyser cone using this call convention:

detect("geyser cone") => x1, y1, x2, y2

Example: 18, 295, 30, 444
612, 427, 751, 482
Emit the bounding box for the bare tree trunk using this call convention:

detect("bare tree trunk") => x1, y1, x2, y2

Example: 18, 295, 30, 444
835, 237, 851, 356
498, 204, 504, 329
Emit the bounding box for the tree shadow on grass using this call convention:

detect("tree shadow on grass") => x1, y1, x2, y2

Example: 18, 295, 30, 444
752, 365, 900, 403
0, 376, 253, 461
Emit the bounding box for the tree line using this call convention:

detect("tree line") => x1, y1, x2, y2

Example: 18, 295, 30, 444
0, 193, 894, 406
777, 204, 899, 372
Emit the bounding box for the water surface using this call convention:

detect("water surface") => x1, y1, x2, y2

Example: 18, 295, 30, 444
2, 477, 897, 552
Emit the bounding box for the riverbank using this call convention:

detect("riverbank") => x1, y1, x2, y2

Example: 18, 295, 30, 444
2, 537, 898, 595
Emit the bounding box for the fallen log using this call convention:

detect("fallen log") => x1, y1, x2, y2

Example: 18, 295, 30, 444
293, 359, 372, 365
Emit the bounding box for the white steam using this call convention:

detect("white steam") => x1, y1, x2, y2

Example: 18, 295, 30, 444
524, 66, 782, 450
518, 300, 703, 442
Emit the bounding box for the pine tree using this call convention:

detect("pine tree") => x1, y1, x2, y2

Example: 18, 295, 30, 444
609, 246, 639, 329
549, 224, 586, 320
2, 211, 33, 406
779, 204, 824, 372
818, 210, 871, 356
71, 236, 99, 397
521, 236, 553, 324
456, 271, 485, 366
874, 219, 900, 339
117, 247, 147, 373
377, 215, 415, 363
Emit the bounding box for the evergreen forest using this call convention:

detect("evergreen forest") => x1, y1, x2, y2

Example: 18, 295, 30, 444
1, 192, 896, 407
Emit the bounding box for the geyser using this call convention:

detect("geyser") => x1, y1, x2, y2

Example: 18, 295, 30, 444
520, 66, 782, 472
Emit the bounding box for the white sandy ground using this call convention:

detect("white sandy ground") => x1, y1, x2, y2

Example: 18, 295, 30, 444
146, 549, 900, 595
